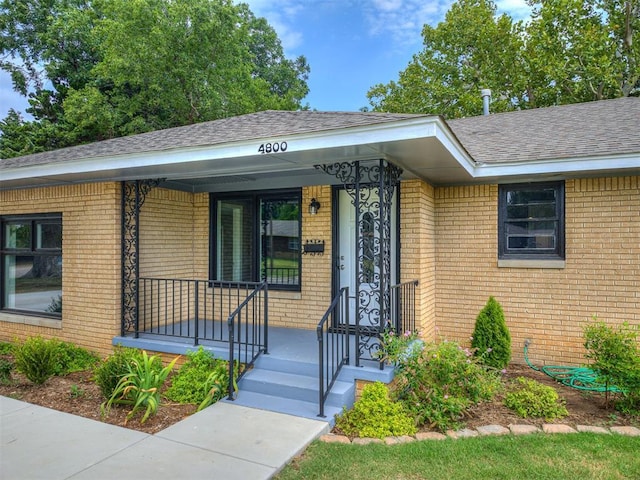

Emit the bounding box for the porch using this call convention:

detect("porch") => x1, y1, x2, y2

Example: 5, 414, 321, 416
115, 278, 418, 420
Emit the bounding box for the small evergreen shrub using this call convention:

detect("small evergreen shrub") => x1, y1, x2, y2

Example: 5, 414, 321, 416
471, 296, 511, 369
392, 340, 502, 432
94, 346, 162, 399
13, 336, 58, 384
335, 382, 416, 439
0, 358, 13, 384
584, 319, 640, 413
504, 376, 568, 420
50, 340, 99, 375
165, 347, 236, 410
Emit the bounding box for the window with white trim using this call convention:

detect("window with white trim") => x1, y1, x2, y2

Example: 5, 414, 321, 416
498, 182, 565, 260
1, 214, 62, 317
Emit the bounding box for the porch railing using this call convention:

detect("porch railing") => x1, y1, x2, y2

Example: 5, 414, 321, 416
138, 278, 265, 345
390, 280, 419, 334
138, 277, 268, 397
227, 281, 268, 399
316, 287, 350, 417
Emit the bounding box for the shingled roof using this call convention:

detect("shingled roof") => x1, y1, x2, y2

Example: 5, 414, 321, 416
0, 110, 423, 169
448, 96, 640, 164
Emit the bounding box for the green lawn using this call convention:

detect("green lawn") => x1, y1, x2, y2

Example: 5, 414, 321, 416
276, 433, 640, 480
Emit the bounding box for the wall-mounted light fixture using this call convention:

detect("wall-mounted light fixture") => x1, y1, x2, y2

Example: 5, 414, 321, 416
308, 198, 321, 215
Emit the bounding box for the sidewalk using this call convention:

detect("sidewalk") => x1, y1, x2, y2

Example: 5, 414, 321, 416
0, 396, 329, 480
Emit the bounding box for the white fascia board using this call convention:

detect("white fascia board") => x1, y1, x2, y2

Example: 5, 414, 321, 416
1, 117, 464, 183
472, 152, 640, 179
434, 124, 476, 176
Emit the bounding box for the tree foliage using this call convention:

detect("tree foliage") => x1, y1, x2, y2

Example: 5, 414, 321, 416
0, 0, 309, 157
367, 0, 640, 118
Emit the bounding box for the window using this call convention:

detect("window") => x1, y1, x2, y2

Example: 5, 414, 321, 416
211, 190, 301, 290
498, 182, 564, 260
1, 214, 62, 317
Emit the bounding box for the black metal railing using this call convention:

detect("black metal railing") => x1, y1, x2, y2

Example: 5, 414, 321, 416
390, 280, 419, 334
138, 278, 265, 345
227, 281, 268, 399
316, 287, 350, 417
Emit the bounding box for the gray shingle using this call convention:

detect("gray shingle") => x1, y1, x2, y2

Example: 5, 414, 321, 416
0, 110, 423, 169
448, 97, 640, 164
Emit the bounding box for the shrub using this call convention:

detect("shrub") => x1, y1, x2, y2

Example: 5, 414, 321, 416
50, 340, 99, 375
376, 329, 423, 365
13, 336, 58, 384
584, 319, 640, 413
0, 341, 14, 355
165, 347, 237, 410
94, 346, 162, 399
504, 377, 568, 420
101, 350, 178, 424
335, 382, 416, 439
471, 296, 511, 369
0, 358, 13, 384
392, 340, 502, 432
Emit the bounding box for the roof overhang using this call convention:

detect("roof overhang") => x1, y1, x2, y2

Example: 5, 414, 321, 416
1, 115, 639, 192
0, 117, 477, 192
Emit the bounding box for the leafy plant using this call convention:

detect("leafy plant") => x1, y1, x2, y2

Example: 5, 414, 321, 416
0, 341, 14, 355
504, 377, 568, 421
94, 346, 162, 399
198, 360, 240, 411
50, 340, 99, 375
471, 296, 511, 369
392, 340, 502, 432
164, 347, 238, 409
335, 382, 416, 439
376, 329, 423, 365
101, 351, 178, 424
0, 358, 13, 384
70, 384, 85, 398
584, 319, 640, 413
13, 336, 58, 384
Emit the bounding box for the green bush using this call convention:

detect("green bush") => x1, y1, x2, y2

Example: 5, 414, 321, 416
0, 341, 14, 355
50, 340, 99, 375
376, 329, 423, 365
584, 319, 640, 413
165, 347, 234, 408
101, 351, 178, 424
504, 377, 568, 420
0, 358, 13, 384
13, 336, 58, 384
94, 346, 162, 399
471, 296, 511, 369
392, 340, 502, 432
335, 382, 416, 439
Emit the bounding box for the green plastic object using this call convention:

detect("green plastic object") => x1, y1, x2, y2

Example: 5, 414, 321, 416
523, 341, 623, 394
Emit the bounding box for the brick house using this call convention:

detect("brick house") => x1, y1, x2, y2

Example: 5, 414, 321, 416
1, 97, 638, 416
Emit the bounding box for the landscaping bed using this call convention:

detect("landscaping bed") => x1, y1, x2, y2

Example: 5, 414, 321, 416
0, 359, 636, 436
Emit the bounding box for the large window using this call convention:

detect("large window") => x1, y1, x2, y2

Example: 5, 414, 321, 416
1, 214, 62, 317
498, 182, 564, 260
211, 190, 301, 290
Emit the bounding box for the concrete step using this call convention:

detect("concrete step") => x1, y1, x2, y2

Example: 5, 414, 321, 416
224, 391, 344, 424
239, 368, 354, 407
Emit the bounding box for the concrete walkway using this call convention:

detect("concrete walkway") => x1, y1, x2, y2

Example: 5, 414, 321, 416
0, 396, 329, 480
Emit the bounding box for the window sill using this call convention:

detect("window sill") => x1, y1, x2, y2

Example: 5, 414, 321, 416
498, 259, 565, 269
0, 312, 62, 329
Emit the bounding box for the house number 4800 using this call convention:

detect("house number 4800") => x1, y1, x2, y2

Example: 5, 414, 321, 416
258, 142, 287, 154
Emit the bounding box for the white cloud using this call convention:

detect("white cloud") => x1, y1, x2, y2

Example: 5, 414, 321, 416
240, 0, 306, 52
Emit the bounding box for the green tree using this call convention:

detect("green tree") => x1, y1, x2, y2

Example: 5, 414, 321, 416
367, 0, 639, 118
0, 0, 309, 156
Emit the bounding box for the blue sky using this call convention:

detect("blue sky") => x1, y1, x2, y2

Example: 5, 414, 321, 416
0, 0, 531, 119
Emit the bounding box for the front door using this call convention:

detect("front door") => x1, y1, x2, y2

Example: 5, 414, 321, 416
336, 187, 397, 361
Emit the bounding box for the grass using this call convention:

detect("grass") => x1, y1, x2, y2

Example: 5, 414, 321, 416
276, 433, 640, 480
